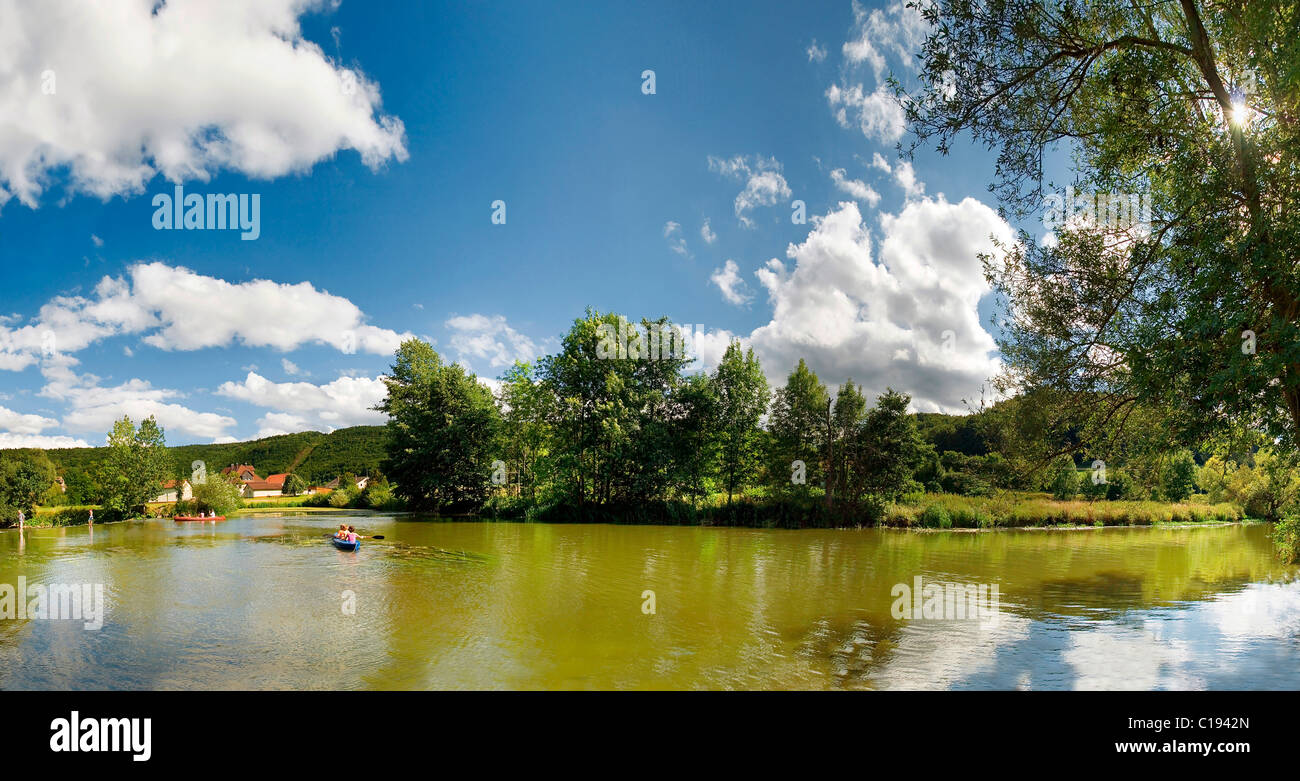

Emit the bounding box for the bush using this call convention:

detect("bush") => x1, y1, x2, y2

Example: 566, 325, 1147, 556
1161, 450, 1198, 502
1273, 515, 1300, 563
919, 503, 952, 529
1048, 457, 1079, 500
190, 478, 243, 515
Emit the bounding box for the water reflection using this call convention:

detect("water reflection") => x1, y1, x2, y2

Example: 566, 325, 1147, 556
0, 517, 1296, 690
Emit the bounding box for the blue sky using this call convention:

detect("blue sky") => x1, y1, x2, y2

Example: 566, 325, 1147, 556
0, 0, 1058, 447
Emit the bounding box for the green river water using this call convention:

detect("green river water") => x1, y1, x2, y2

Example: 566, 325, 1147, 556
1, 513, 1297, 690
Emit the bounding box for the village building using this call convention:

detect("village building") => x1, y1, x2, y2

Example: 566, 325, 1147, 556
153, 479, 193, 503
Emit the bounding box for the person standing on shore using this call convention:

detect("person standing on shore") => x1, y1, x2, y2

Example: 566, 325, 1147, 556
17, 509, 24, 531
88, 509, 94, 526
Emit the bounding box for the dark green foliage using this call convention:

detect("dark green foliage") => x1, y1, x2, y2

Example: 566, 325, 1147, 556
377, 339, 500, 512
0, 450, 56, 524
1161, 450, 1198, 502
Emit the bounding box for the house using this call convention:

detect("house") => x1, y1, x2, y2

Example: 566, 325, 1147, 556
323, 476, 370, 492
153, 479, 193, 503
221, 464, 259, 483
242, 479, 285, 498
243, 473, 309, 498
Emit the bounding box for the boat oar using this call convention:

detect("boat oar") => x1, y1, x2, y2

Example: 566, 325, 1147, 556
321, 533, 385, 540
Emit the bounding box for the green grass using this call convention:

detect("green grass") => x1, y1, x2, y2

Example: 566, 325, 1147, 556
883, 492, 1244, 529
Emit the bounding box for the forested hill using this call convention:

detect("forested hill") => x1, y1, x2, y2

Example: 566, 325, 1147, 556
40, 425, 390, 489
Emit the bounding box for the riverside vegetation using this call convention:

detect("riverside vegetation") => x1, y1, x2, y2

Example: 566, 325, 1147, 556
4, 309, 1300, 562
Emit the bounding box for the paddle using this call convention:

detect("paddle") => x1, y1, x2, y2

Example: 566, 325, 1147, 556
322, 533, 384, 539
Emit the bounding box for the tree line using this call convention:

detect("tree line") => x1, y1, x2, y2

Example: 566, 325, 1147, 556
380, 310, 930, 526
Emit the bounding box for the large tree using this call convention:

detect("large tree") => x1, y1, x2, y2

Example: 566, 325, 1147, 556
767, 359, 830, 495
712, 341, 769, 505
98, 415, 170, 516
907, 0, 1300, 457
376, 339, 501, 512
0, 450, 56, 522
539, 310, 703, 511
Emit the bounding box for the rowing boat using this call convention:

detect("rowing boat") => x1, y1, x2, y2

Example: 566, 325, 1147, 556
331, 537, 360, 552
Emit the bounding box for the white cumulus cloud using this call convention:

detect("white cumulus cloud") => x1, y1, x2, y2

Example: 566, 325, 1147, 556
0, 0, 407, 210
708, 155, 792, 228
746, 197, 1014, 413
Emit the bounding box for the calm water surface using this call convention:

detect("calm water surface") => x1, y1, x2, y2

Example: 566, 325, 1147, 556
1, 514, 1297, 690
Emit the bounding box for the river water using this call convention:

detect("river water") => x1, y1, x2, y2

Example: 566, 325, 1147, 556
1, 514, 1297, 690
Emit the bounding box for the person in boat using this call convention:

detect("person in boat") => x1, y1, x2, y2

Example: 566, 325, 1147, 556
346, 525, 363, 543
335, 523, 348, 539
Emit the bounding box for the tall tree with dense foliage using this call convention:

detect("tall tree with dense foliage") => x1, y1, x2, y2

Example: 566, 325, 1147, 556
844, 389, 926, 506
712, 342, 769, 505
907, 0, 1300, 455
0, 450, 56, 522
1161, 450, 1199, 501
498, 361, 553, 501
828, 381, 868, 511
539, 311, 701, 512
281, 473, 308, 496
98, 416, 170, 516
376, 339, 501, 512
767, 359, 830, 495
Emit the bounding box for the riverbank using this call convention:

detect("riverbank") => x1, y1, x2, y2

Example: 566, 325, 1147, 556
8, 491, 1251, 532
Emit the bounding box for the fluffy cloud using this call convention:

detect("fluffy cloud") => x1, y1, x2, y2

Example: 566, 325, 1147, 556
700, 218, 717, 244
663, 221, 689, 256
806, 40, 828, 63
708, 155, 792, 228
0, 405, 88, 449
0, 404, 58, 435
894, 159, 925, 199
826, 82, 906, 144
830, 168, 881, 206
0, 262, 411, 369
216, 371, 388, 433
0, 0, 406, 210
827, 1, 930, 145
0, 432, 91, 449
710, 260, 753, 306
841, 0, 930, 81
41, 359, 238, 440
445, 314, 539, 370
747, 198, 1013, 413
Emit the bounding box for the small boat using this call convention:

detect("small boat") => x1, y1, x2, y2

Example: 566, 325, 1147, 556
331, 537, 360, 552
174, 515, 226, 522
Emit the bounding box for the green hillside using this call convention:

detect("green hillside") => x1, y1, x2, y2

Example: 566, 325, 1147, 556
34, 425, 390, 502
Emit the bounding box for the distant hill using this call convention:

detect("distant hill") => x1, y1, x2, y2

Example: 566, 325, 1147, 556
913, 411, 989, 456
40, 425, 390, 489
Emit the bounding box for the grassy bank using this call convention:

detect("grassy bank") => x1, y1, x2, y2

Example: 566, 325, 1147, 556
481, 490, 1247, 530
877, 493, 1244, 529
9, 491, 1248, 532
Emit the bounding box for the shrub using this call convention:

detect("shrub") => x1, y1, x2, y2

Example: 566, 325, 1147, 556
191, 478, 243, 516
1048, 457, 1079, 500
1272, 515, 1300, 563
919, 503, 952, 529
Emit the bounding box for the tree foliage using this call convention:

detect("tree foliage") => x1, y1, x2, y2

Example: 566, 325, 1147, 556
908, 0, 1300, 454
98, 416, 170, 516
377, 339, 501, 512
